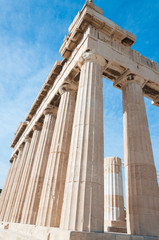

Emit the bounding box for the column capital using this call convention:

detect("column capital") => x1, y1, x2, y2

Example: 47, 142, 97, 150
9, 153, 18, 163
79, 50, 107, 68
33, 122, 43, 131
43, 105, 58, 117
24, 136, 32, 143
59, 81, 77, 95
113, 70, 146, 89
19, 144, 24, 151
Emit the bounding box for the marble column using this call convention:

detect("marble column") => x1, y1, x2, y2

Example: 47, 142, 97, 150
0, 147, 23, 221
36, 84, 76, 227
0, 156, 16, 219
119, 74, 159, 236
11, 123, 42, 223
0, 163, 12, 202
104, 157, 126, 232
21, 106, 57, 225
4, 137, 31, 222
60, 50, 106, 232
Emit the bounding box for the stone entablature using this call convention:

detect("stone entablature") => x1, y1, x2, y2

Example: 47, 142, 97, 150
10, 122, 28, 148
26, 60, 63, 121
60, 1, 136, 60
12, 4, 159, 150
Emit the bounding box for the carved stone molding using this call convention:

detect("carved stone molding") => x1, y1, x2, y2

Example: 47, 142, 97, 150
114, 70, 146, 89
59, 81, 77, 95
33, 122, 43, 131
24, 136, 32, 143
43, 104, 58, 117
79, 50, 107, 69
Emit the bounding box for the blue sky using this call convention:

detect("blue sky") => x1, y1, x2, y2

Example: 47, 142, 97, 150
0, 0, 159, 189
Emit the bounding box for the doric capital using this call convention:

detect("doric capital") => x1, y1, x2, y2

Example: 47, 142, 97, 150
79, 50, 107, 68
9, 153, 18, 163
19, 144, 24, 152
33, 122, 43, 131
43, 104, 58, 117
59, 81, 78, 95
24, 136, 31, 143
113, 70, 146, 89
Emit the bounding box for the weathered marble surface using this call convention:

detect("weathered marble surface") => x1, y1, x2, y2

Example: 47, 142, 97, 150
104, 157, 126, 232
0, 223, 159, 240
0, 0, 159, 239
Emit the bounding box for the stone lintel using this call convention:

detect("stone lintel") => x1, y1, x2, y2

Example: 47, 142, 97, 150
60, 4, 136, 60
25, 60, 62, 122
10, 122, 28, 148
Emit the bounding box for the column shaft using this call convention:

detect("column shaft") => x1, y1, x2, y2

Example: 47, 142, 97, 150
123, 81, 159, 236
21, 111, 56, 224
11, 128, 41, 222
0, 162, 13, 215
104, 157, 125, 231
0, 149, 23, 221
4, 139, 31, 221
36, 90, 76, 227
60, 59, 104, 232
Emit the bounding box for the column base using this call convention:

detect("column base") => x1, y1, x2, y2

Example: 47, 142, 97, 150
104, 220, 127, 233
0, 222, 158, 240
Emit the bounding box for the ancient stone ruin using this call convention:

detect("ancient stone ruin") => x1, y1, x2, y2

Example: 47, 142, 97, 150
0, 0, 159, 239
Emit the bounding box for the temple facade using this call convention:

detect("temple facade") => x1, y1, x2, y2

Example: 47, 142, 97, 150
0, 0, 159, 239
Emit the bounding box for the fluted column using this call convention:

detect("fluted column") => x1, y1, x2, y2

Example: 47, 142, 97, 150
115, 74, 159, 236
4, 137, 31, 222
0, 155, 17, 219
0, 163, 12, 203
0, 147, 23, 221
11, 123, 42, 223
104, 157, 126, 232
36, 84, 76, 227
60, 50, 106, 232
21, 106, 57, 225
0, 162, 12, 209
